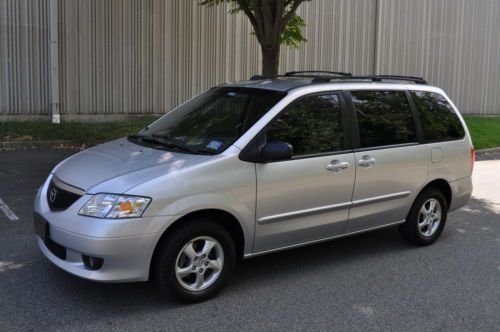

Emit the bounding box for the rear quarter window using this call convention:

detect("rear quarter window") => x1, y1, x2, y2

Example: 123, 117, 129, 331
411, 91, 465, 142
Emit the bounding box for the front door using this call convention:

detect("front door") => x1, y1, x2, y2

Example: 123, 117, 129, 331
253, 92, 355, 253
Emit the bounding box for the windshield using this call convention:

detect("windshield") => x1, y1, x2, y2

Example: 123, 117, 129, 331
131, 87, 286, 154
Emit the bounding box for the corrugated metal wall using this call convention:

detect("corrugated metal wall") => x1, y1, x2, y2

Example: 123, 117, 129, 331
1, 0, 499, 118
57, 0, 262, 116
376, 0, 500, 115
281, 0, 376, 77
56, 0, 375, 117
0, 0, 50, 116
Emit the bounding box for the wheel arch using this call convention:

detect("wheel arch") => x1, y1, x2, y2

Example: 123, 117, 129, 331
149, 209, 246, 279
417, 178, 452, 210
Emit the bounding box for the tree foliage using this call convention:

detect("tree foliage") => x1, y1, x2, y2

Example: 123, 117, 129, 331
198, 0, 309, 75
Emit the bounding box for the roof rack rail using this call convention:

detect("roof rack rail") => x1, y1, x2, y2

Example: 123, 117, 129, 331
249, 74, 321, 81
284, 70, 352, 77
311, 75, 427, 84
249, 74, 270, 80
249, 71, 352, 81
249, 73, 427, 84
375, 75, 427, 84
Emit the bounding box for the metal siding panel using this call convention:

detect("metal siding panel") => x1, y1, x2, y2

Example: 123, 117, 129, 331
0, 0, 9, 114
2, 0, 500, 117
377, 0, 500, 114
0, 0, 50, 115
279, 0, 376, 76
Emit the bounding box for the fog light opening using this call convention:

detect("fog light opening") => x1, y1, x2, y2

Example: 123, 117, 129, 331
82, 255, 104, 270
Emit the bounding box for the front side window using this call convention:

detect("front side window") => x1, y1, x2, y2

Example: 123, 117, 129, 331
351, 91, 417, 148
135, 88, 285, 154
266, 93, 344, 156
411, 91, 465, 142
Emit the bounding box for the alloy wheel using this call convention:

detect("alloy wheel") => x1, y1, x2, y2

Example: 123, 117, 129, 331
417, 198, 442, 237
175, 236, 224, 291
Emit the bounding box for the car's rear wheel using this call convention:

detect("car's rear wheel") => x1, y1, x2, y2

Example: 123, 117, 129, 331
153, 218, 236, 303
399, 188, 448, 246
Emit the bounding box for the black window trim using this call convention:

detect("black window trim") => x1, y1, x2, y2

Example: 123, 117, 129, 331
239, 90, 353, 163
407, 90, 466, 144
346, 89, 421, 151
239, 88, 467, 162
352, 142, 420, 153
405, 90, 425, 144
418, 136, 467, 145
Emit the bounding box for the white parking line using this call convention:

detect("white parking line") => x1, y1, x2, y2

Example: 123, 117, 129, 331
0, 198, 19, 221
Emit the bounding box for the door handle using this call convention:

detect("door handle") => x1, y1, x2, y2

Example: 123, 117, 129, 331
358, 155, 376, 167
326, 160, 350, 172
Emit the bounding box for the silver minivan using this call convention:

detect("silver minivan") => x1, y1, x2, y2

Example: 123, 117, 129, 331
34, 72, 474, 302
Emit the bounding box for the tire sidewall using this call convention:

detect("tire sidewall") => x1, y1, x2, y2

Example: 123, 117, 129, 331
408, 189, 448, 244
155, 220, 236, 303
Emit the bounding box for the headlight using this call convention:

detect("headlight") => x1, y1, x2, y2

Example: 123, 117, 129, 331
79, 194, 151, 219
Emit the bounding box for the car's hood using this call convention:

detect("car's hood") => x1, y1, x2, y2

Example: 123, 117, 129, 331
52, 138, 213, 193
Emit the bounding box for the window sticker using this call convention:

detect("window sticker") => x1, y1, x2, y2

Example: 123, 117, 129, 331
206, 140, 223, 150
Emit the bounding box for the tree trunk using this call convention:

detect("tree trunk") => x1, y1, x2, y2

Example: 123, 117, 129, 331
261, 46, 280, 77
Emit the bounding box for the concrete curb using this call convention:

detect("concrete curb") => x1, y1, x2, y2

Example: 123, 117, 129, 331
475, 147, 500, 155
0, 140, 83, 150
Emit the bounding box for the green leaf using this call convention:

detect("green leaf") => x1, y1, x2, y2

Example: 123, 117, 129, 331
281, 14, 307, 48
198, 0, 307, 48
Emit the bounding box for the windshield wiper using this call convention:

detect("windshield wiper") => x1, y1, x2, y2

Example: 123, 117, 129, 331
128, 133, 213, 155
127, 133, 142, 139
152, 134, 213, 155
127, 134, 161, 145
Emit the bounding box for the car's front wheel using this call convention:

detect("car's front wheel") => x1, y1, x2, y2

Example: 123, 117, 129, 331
153, 218, 236, 303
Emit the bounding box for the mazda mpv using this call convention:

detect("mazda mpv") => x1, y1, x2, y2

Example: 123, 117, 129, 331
34, 72, 474, 302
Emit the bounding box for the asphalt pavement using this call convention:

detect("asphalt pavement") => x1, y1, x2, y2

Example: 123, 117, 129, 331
0, 149, 498, 331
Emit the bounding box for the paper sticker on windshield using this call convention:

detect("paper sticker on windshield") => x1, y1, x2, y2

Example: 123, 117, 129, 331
206, 140, 223, 150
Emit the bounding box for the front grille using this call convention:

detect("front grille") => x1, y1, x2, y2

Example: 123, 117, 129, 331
47, 179, 82, 211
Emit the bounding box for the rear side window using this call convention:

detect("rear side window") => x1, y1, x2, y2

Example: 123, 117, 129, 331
411, 91, 465, 141
266, 94, 344, 156
351, 91, 417, 148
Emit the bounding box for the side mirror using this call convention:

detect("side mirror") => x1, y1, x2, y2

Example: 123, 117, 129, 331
261, 142, 293, 162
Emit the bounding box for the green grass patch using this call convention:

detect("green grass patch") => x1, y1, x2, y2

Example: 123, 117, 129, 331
463, 116, 500, 150
0, 118, 158, 146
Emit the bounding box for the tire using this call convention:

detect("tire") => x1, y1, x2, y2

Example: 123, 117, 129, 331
399, 188, 448, 246
153, 218, 236, 303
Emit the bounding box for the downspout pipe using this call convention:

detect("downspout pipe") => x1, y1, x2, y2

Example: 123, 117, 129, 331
373, 0, 381, 76
49, 0, 60, 124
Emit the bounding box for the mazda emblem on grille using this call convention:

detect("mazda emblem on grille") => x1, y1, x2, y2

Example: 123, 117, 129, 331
49, 187, 58, 203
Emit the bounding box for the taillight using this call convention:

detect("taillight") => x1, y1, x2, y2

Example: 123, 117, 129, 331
471, 146, 475, 174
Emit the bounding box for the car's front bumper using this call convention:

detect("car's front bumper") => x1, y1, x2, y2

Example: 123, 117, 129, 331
37, 222, 158, 282
34, 175, 177, 282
